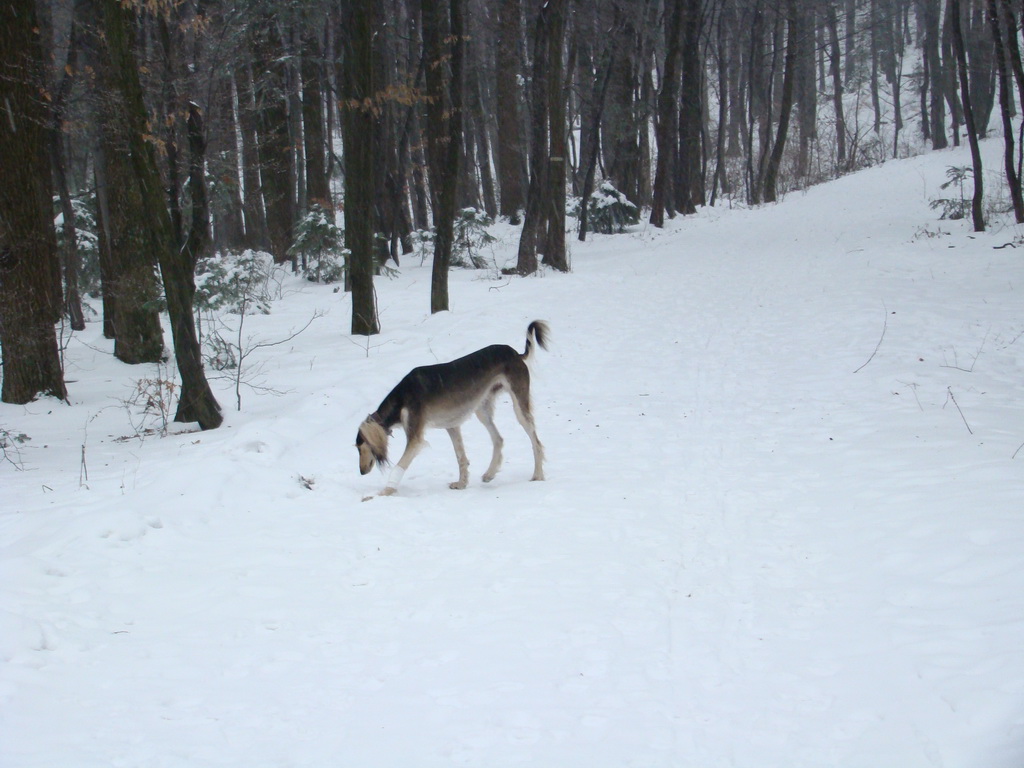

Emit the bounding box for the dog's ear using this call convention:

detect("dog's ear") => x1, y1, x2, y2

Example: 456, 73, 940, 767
358, 417, 390, 468
368, 413, 394, 439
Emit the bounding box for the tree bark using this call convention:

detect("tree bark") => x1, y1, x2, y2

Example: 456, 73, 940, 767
470, 67, 499, 220
495, 0, 527, 223
577, 49, 614, 242
987, 0, 1024, 221
96, 0, 222, 428
651, 0, 684, 227
235, 61, 271, 250
302, 29, 332, 212
676, 0, 704, 213
826, 3, 848, 166
169, 104, 223, 428
943, 0, 964, 145
0, 0, 68, 404
422, 0, 463, 312
46, 12, 86, 332
922, 0, 949, 148
251, 18, 295, 265
763, 0, 799, 204
516, 6, 550, 274
603, 5, 642, 206
950, 0, 986, 231
85, 0, 165, 365
541, 0, 569, 272
343, 0, 380, 335
207, 69, 247, 253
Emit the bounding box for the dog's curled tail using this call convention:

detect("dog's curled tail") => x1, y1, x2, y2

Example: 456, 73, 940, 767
523, 320, 550, 362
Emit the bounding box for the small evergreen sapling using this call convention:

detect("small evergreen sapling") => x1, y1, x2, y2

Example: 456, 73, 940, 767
452, 208, 497, 268
571, 181, 639, 234
930, 166, 973, 221
288, 204, 346, 284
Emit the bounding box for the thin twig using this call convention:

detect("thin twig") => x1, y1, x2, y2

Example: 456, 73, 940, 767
233, 311, 324, 411
1012, 441, 1024, 459
854, 304, 888, 374
940, 326, 989, 373
946, 387, 973, 435
897, 380, 924, 411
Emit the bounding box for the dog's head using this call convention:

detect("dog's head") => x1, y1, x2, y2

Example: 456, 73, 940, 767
356, 416, 390, 474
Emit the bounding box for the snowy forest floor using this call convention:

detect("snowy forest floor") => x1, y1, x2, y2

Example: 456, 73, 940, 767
2, 138, 1023, 767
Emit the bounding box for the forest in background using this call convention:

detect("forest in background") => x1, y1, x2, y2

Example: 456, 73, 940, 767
1, 0, 1023, 429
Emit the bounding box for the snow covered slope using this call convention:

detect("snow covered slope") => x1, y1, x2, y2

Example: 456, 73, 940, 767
2, 141, 1023, 767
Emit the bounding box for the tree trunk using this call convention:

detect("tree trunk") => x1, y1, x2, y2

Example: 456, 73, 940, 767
96, 0, 222, 428
763, 0, 798, 204
410, 113, 431, 231
343, 0, 380, 335
987, 0, 1024, 221
541, 0, 569, 272
422, 0, 463, 312
922, 0, 949, 148
85, 0, 165, 365
965, 0, 996, 137
302, 30, 332, 212
603, 6, 642, 206
950, 0, 986, 231
495, 0, 527, 223
42, 5, 86, 331
794, 3, 817, 180
999, 0, 1024, 183
677, 0, 705, 213
943, 0, 964, 145
710, 2, 731, 203
169, 104, 223, 428
251, 19, 295, 265
651, 0, 685, 227
826, 3, 848, 166
870, 0, 883, 133
516, 6, 550, 274
0, 0, 68, 404
235, 62, 271, 250
577, 50, 614, 242
470, 68, 499, 220
207, 70, 247, 253
1000, 0, 1024, 110
845, 0, 858, 81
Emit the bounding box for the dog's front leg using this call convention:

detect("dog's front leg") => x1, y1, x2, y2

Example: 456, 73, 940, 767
447, 427, 470, 489
380, 434, 424, 496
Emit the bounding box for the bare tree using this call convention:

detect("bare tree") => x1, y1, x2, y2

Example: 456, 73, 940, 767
85, 0, 166, 364
422, 0, 464, 311
495, 0, 528, 223
0, 0, 68, 404
92, 0, 222, 427
651, 0, 685, 227
950, 0, 985, 230
987, 0, 1024, 221
342, 0, 380, 335
763, 0, 799, 203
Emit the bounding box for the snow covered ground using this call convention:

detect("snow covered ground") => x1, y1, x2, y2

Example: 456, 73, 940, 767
2, 140, 1023, 767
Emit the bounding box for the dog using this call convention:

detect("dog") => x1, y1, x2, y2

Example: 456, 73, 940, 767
357, 321, 549, 496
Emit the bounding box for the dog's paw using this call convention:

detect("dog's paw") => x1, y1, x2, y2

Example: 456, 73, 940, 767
449, 481, 467, 490
482, 473, 496, 483
379, 487, 397, 497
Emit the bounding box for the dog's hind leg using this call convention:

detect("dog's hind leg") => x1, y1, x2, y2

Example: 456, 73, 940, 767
508, 372, 545, 482
476, 396, 504, 482
447, 427, 470, 490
